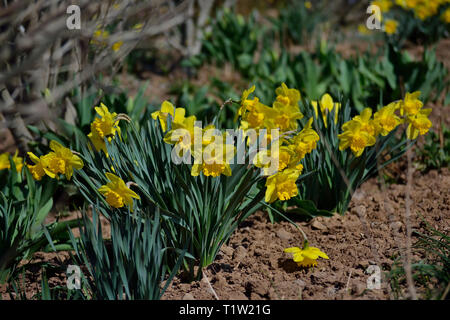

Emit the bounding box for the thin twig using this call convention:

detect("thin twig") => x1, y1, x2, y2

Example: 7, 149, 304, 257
404, 147, 418, 300
345, 269, 352, 293
202, 268, 219, 300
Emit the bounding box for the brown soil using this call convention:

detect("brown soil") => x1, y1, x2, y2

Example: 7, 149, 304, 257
161, 168, 449, 300
0, 251, 72, 300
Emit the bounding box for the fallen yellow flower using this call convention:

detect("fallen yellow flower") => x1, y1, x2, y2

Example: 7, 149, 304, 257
284, 244, 329, 268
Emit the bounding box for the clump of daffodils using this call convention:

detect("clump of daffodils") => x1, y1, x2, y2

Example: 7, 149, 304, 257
284, 242, 329, 268
370, 0, 450, 40
152, 83, 320, 204
237, 83, 319, 204
26, 140, 84, 180
238, 84, 304, 133
398, 0, 448, 21
153, 100, 235, 178
372, 0, 450, 21
338, 91, 431, 157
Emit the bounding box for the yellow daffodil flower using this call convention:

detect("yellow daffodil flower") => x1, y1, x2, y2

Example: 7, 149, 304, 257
235, 85, 256, 121
442, 8, 450, 23
241, 100, 276, 130
200, 124, 222, 148
394, 0, 445, 21
289, 118, 320, 160
163, 110, 197, 156
347, 108, 377, 137
0, 152, 9, 171
395, 0, 417, 10
265, 168, 302, 203
384, 19, 398, 34
274, 83, 301, 109
254, 145, 297, 175
270, 83, 303, 132
284, 244, 329, 268
26, 152, 46, 180
311, 93, 340, 127
274, 146, 295, 171
191, 149, 233, 177
191, 127, 235, 177
191, 160, 232, 178
98, 172, 140, 210
0, 150, 23, 172
406, 108, 432, 140
112, 41, 123, 52
400, 91, 423, 116
373, 102, 402, 136
91, 103, 121, 138
372, 0, 393, 12
151, 100, 176, 132
398, 91, 432, 139
271, 99, 304, 132
88, 103, 121, 155
238, 84, 303, 135
338, 120, 376, 157
41, 140, 84, 180
11, 150, 23, 172
414, 3, 438, 20
358, 23, 372, 35
91, 28, 109, 47
40, 153, 65, 178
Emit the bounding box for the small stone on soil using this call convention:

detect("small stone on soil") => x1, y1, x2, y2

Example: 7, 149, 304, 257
311, 220, 327, 231
220, 245, 233, 257
351, 282, 366, 296
233, 245, 247, 261
182, 293, 195, 300
276, 228, 292, 240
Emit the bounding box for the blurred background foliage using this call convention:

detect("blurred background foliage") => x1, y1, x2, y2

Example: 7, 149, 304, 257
1, 0, 448, 151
